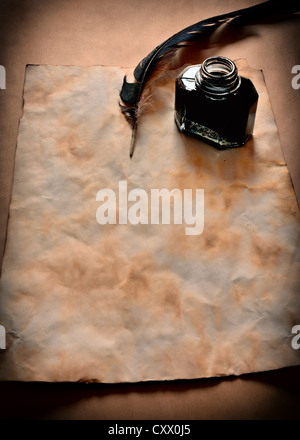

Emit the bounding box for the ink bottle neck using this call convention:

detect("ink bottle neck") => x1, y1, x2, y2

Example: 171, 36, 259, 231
195, 56, 241, 98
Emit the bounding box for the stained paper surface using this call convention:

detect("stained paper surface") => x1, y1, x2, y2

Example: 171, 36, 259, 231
0, 60, 299, 383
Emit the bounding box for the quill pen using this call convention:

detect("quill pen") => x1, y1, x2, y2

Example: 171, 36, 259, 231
120, 0, 300, 158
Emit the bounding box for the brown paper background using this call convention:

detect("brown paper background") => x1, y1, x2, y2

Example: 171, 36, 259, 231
0, 0, 300, 420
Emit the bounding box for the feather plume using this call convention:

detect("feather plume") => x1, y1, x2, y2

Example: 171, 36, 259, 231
120, 0, 300, 158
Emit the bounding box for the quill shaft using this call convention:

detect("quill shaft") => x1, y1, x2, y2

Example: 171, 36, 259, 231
130, 121, 138, 159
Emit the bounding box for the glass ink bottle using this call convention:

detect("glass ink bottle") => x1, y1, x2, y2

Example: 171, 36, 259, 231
174, 56, 259, 149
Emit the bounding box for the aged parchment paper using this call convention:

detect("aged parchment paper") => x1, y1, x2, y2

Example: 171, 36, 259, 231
0, 60, 299, 383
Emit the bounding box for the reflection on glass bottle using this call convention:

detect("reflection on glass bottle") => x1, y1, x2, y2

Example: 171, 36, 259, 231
175, 56, 259, 149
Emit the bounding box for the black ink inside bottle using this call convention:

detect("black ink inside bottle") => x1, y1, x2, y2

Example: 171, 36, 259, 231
175, 56, 259, 149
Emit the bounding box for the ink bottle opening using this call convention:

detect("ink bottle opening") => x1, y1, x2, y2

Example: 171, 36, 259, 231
175, 56, 259, 149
